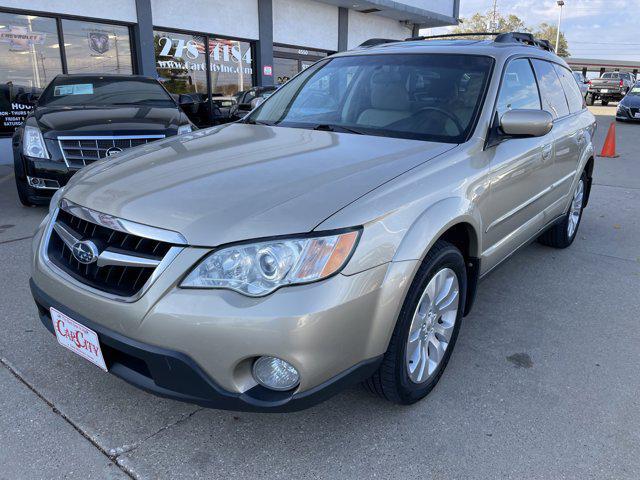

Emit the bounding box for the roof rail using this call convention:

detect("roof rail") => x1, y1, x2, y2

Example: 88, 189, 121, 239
494, 32, 555, 52
406, 32, 499, 41
405, 31, 555, 53
357, 38, 399, 48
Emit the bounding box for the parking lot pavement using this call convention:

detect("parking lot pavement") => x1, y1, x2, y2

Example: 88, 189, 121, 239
1, 105, 639, 479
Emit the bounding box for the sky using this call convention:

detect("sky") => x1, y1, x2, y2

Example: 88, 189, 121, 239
425, 0, 640, 62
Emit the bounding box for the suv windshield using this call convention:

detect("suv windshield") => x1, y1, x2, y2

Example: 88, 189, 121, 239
247, 54, 493, 143
38, 77, 175, 108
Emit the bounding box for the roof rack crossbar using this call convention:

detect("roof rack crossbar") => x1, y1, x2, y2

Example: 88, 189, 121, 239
494, 32, 555, 52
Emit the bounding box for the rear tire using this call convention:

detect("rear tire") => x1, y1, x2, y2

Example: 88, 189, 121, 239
587, 94, 595, 106
538, 171, 587, 249
365, 240, 467, 405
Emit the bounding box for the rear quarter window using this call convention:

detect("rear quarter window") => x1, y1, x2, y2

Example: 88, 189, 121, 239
531, 59, 570, 118
553, 64, 585, 114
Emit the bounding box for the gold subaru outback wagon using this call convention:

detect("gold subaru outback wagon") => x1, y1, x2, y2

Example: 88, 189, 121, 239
30, 32, 596, 411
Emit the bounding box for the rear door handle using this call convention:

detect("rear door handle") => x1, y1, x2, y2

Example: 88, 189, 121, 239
542, 143, 553, 161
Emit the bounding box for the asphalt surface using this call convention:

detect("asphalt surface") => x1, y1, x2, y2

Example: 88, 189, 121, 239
1, 106, 639, 479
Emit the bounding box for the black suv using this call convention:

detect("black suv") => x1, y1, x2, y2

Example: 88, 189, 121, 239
13, 74, 194, 206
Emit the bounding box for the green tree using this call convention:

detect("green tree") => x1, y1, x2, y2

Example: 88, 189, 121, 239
534, 22, 570, 57
452, 11, 529, 39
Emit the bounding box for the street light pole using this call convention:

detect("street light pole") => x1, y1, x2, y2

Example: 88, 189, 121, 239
556, 0, 565, 53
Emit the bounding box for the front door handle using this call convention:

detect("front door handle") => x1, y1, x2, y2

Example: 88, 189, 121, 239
542, 143, 553, 161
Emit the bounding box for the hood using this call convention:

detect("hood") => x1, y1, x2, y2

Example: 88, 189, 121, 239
35, 105, 186, 137
621, 94, 640, 107
64, 124, 455, 246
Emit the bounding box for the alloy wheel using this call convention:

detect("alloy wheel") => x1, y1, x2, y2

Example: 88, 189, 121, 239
405, 267, 460, 384
567, 179, 584, 238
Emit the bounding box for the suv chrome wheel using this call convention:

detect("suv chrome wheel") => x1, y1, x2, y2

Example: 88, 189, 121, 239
567, 179, 584, 238
405, 267, 459, 384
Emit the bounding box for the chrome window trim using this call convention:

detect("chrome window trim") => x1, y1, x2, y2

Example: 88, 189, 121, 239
59, 199, 187, 245
42, 207, 184, 303
57, 134, 165, 168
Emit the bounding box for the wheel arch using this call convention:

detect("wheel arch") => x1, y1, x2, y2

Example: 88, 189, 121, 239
393, 197, 483, 317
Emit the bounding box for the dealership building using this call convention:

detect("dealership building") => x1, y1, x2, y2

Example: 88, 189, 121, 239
0, 0, 459, 162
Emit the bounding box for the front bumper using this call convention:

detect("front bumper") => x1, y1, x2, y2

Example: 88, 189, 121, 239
14, 151, 76, 202
30, 217, 417, 411
31, 280, 381, 412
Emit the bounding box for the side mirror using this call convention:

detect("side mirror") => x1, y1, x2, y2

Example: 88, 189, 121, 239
500, 109, 553, 138
178, 94, 194, 106
250, 97, 265, 109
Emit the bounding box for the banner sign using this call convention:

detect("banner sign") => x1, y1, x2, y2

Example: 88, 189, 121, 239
0, 25, 45, 51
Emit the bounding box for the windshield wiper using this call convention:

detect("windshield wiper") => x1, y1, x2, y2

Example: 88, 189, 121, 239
243, 118, 277, 126
312, 124, 365, 135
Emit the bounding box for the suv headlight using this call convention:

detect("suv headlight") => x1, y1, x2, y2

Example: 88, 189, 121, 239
23, 125, 50, 159
181, 229, 360, 296
177, 124, 192, 135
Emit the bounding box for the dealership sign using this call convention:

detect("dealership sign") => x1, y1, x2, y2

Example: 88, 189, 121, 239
0, 25, 45, 51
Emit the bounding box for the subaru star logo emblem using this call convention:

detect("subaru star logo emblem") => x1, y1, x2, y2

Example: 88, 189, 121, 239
71, 240, 99, 264
105, 147, 123, 157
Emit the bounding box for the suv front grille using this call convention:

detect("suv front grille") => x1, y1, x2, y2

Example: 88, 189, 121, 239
58, 135, 165, 168
46, 204, 181, 299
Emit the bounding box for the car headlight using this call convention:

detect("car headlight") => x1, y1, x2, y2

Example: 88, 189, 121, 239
177, 124, 192, 135
181, 229, 361, 296
23, 125, 50, 159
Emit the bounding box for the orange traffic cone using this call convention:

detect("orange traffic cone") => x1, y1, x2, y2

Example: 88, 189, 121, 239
598, 122, 618, 158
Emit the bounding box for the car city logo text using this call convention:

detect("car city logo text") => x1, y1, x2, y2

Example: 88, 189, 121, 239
55, 319, 101, 358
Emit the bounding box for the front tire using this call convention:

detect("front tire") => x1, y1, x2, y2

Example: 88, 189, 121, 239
365, 240, 466, 405
538, 172, 586, 248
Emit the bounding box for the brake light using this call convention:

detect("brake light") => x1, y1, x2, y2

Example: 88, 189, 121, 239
588, 80, 592, 85
620, 79, 624, 87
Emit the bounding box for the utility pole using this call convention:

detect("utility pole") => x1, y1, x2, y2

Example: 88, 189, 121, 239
556, 0, 565, 52
491, 0, 498, 31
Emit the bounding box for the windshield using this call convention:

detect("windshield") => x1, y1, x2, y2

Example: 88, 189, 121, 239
38, 77, 175, 108
629, 85, 640, 95
602, 73, 619, 79
247, 54, 494, 143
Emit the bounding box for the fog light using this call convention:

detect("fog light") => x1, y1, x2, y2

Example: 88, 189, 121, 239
27, 176, 60, 190
252, 356, 300, 391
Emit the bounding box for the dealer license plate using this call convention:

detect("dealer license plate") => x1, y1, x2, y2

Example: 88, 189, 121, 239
50, 307, 107, 371
601, 89, 609, 93
634, 113, 640, 119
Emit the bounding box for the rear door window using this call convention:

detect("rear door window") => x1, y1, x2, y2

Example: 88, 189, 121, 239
553, 64, 584, 113
496, 58, 541, 118
531, 59, 570, 118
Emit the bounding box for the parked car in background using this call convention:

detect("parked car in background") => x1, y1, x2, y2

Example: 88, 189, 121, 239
30, 32, 596, 412
230, 86, 278, 120
587, 71, 635, 105
572, 71, 589, 98
211, 94, 237, 123
616, 82, 640, 122
13, 75, 194, 206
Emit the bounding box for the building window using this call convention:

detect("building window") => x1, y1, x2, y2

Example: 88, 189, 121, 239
273, 45, 329, 85
208, 38, 253, 97
61, 19, 133, 75
0, 12, 63, 134
154, 29, 255, 127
